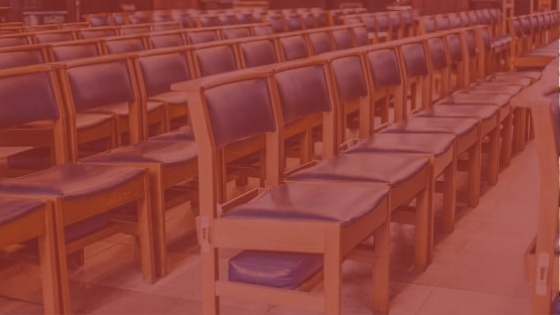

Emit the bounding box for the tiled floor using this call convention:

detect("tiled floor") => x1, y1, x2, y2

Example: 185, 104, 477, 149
0, 142, 547, 314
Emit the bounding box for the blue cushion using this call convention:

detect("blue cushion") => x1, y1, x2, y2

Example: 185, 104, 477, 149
229, 250, 322, 290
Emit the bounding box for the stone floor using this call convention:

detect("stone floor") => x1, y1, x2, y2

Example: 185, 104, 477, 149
0, 141, 547, 314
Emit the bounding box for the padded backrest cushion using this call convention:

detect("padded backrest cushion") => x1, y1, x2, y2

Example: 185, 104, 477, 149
253, 25, 274, 36
367, 49, 401, 88
188, 30, 219, 44
204, 78, 276, 149
53, 44, 100, 62
120, 26, 150, 36
195, 46, 237, 77
280, 36, 309, 61
0, 71, 59, 128
222, 28, 251, 40
427, 38, 447, 70
0, 37, 29, 48
275, 65, 332, 123
67, 60, 135, 112
401, 43, 429, 77
0, 49, 45, 70
150, 33, 184, 49
445, 34, 463, 63
106, 38, 145, 54
309, 32, 332, 54
81, 28, 118, 39
422, 17, 437, 33
139, 52, 191, 96
35, 32, 74, 44
353, 26, 369, 46
331, 56, 368, 104
241, 40, 278, 68
331, 29, 354, 50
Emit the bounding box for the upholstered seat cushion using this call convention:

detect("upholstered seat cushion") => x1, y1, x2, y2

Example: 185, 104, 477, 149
229, 250, 322, 289
148, 126, 195, 141
82, 141, 197, 166
346, 133, 455, 157
288, 154, 428, 186
7, 147, 50, 170
441, 93, 511, 107
150, 91, 187, 105
465, 83, 523, 95
0, 164, 144, 200
485, 76, 532, 87
416, 104, 498, 121
76, 113, 114, 129
223, 182, 389, 225
491, 70, 542, 81
0, 197, 45, 227
384, 116, 479, 136
95, 101, 163, 117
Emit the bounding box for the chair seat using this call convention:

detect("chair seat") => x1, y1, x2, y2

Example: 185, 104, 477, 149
467, 83, 523, 95
491, 70, 542, 81
0, 197, 45, 227
442, 93, 511, 107
485, 76, 532, 87
416, 104, 498, 121
150, 91, 187, 105
82, 141, 197, 166
76, 112, 113, 129
288, 154, 428, 186
223, 182, 389, 225
7, 147, 50, 170
96, 101, 163, 117
229, 250, 322, 289
149, 126, 195, 141
384, 116, 479, 137
346, 133, 455, 157
0, 164, 144, 200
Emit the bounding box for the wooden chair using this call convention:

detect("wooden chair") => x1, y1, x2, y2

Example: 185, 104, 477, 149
251, 23, 274, 36
237, 36, 279, 68
102, 34, 149, 54
196, 14, 220, 27
185, 28, 220, 45
191, 41, 239, 78
276, 32, 310, 62
265, 13, 286, 32
0, 44, 51, 70
305, 29, 334, 55
221, 26, 252, 40
0, 64, 155, 313
79, 26, 119, 40
177, 68, 391, 315
330, 26, 354, 50
388, 12, 403, 39
284, 14, 304, 31
374, 13, 391, 41
147, 30, 187, 49
150, 21, 182, 32
120, 24, 152, 36
50, 39, 104, 62
351, 24, 370, 46
34, 29, 77, 44
0, 33, 33, 48
418, 16, 437, 34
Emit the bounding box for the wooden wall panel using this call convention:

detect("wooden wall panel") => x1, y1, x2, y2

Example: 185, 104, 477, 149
411, 0, 469, 15
153, 0, 197, 9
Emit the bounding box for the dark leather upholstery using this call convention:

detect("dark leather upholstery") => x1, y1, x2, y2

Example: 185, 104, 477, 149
415, 104, 498, 121
198, 15, 219, 27
229, 250, 322, 289
267, 16, 285, 33
52, 44, 100, 62
275, 65, 332, 123
448, 15, 462, 29
279, 36, 309, 61
187, 31, 219, 44
7, 147, 51, 171
445, 34, 463, 63
308, 32, 332, 55
435, 16, 450, 30
388, 13, 400, 30
361, 16, 376, 32
223, 181, 388, 224
427, 38, 448, 70
0, 71, 59, 129
0, 164, 144, 200
218, 14, 235, 25
331, 56, 368, 104
80, 28, 118, 39
150, 34, 185, 49
367, 49, 402, 88
89, 16, 111, 27
422, 17, 437, 33
285, 15, 303, 31
139, 52, 191, 96
203, 78, 276, 149
463, 31, 477, 56
289, 153, 428, 186
67, 60, 135, 113
467, 11, 479, 24
65, 214, 108, 243
0, 197, 45, 228
83, 140, 197, 166
121, 26, 150, 36
35, 32, 74, 44
105, 38, 145, 54
235, 13, 254, 24
375, 14, 389, 32
401, 11, 413, 27
240, 40, 278, 68
0, 37, 29, 48
384, 116, 479, 136
0, 49, 45, 70
222, 28, 251, 40
331, 29, 353, 50
302, 14, 315, 29
401, 43, 429, 77
444, 93, 511, 107
353, 26, 369, 46
346, 133, 455, 157
253, 25, 274, 36
149, 126, 194, 141
195, 46, 237, 77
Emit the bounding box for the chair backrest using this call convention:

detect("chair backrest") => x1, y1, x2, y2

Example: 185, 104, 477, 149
361, 15, 376, 32
80, 27, 119, 40
400, 42, 430, 80
253, 24, 274, 36
314, 11, 329, 27
272, 62, 332, 125
0, 45, 50, 70
103, 35, 147, 54
331, 28, 354, 50
152, 21, 182, 32
366, 48, 402, 90
445, 33, 463, 64
51, 40, 103, 62
285, 14, 304, 31
236, 12, 255, 24
467, 11, 480, 25
238, 38, 278, 68
352, 25, 369, 46
401, 11, 413, 29
388, 12, 401, 32
193, 44, 238, 77
34, 29, 76, 44
435, 15, 450, 30
120, 24, 151, 36
136, 47, 193, 97
375, 13, 390, 32
278, 34, 309, 61
186, 29, 220, 45
148, 31, 186, 49
89, 14, 113, 27
307, 31, 333, 55
198, 14, 220, 27
420, 17, 437, 33
459, 12, 470, 26
222, 27, 252, 40
301, 13, 316, 29
267, 15, 286, 33
218, 14, 236, 25
0, 34, 32, 48
328, 52, 368, 107
448, 13, 462, 29
426, 37, 448, 72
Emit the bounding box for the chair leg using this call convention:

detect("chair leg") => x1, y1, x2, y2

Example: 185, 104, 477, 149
500, 113, 513, 167
487, 127, 500, 186
151, 170, 167, 278
53, 199, 72, 314
467, 142, 482, 208
323, 227, 342, 315
414, 186, 430, 270
442, 160, 457, 233
201, 248, 220, 315
138, 174, 156, 283
38, 208, 63, 315
372, 220, 390, 314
